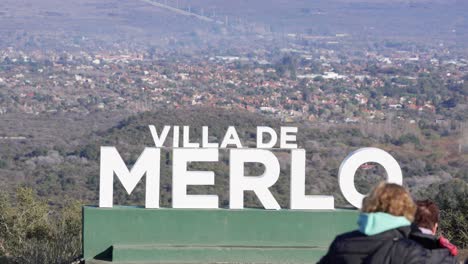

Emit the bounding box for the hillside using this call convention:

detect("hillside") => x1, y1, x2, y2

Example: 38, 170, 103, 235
1, 0, 467, 50
0, 107, 466, 259
0, 107, 466, 208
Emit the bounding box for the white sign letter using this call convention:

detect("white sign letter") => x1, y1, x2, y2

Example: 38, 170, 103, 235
173, 126, 180, 147
220, 126, 243, 148
256, 126, 277, 148
173, 148, 219, 208
202, 126, 219, 148
290, 149, 334, 209
230, 149, 280, 210
99, 147, 160, 208
280, 127, 298, 149
338, 147, 403, 208
183, 126, 200, 148
149, 125, 170, 147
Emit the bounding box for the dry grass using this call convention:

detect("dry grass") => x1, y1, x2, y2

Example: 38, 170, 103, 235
459, 249, 468, 263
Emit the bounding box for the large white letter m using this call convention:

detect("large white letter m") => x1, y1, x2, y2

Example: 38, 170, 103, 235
99, 147, 160, 208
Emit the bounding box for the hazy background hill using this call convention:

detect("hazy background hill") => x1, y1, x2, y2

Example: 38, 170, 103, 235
1, 0, 467, 50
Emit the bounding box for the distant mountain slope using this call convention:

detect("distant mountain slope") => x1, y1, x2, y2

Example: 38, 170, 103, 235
184, 0, 467, 38
0, 0, 215, 49
0, 0, 209, 32
0, 0, 466, 49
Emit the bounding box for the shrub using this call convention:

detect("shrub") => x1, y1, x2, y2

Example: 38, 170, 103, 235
0, 188, 82, 264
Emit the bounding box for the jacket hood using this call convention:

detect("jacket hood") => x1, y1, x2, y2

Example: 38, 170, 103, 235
358, 212, 411, 236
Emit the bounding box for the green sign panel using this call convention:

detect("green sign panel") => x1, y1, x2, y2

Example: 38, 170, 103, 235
83, 206, 359, 263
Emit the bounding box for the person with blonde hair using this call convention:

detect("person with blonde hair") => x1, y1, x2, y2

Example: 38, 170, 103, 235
318, 182, 428, 263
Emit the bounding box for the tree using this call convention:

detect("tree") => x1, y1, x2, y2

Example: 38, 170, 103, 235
424, 179, 468, 248
0, 188, 81, 264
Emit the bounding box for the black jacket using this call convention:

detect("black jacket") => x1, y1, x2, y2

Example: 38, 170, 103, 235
317, 226, 429, 264
409, 227, 458, 264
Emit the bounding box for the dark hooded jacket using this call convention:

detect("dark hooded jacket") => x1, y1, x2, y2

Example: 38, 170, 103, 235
318, 213, 429, 264
409, 227, 458, 264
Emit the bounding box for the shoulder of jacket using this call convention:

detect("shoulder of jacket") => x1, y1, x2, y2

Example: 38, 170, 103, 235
340, 230, 363, 237
391, 236, 430, 261
427, 248, 459, 264
334, 230, 364, 241
395, 236, 425, 249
